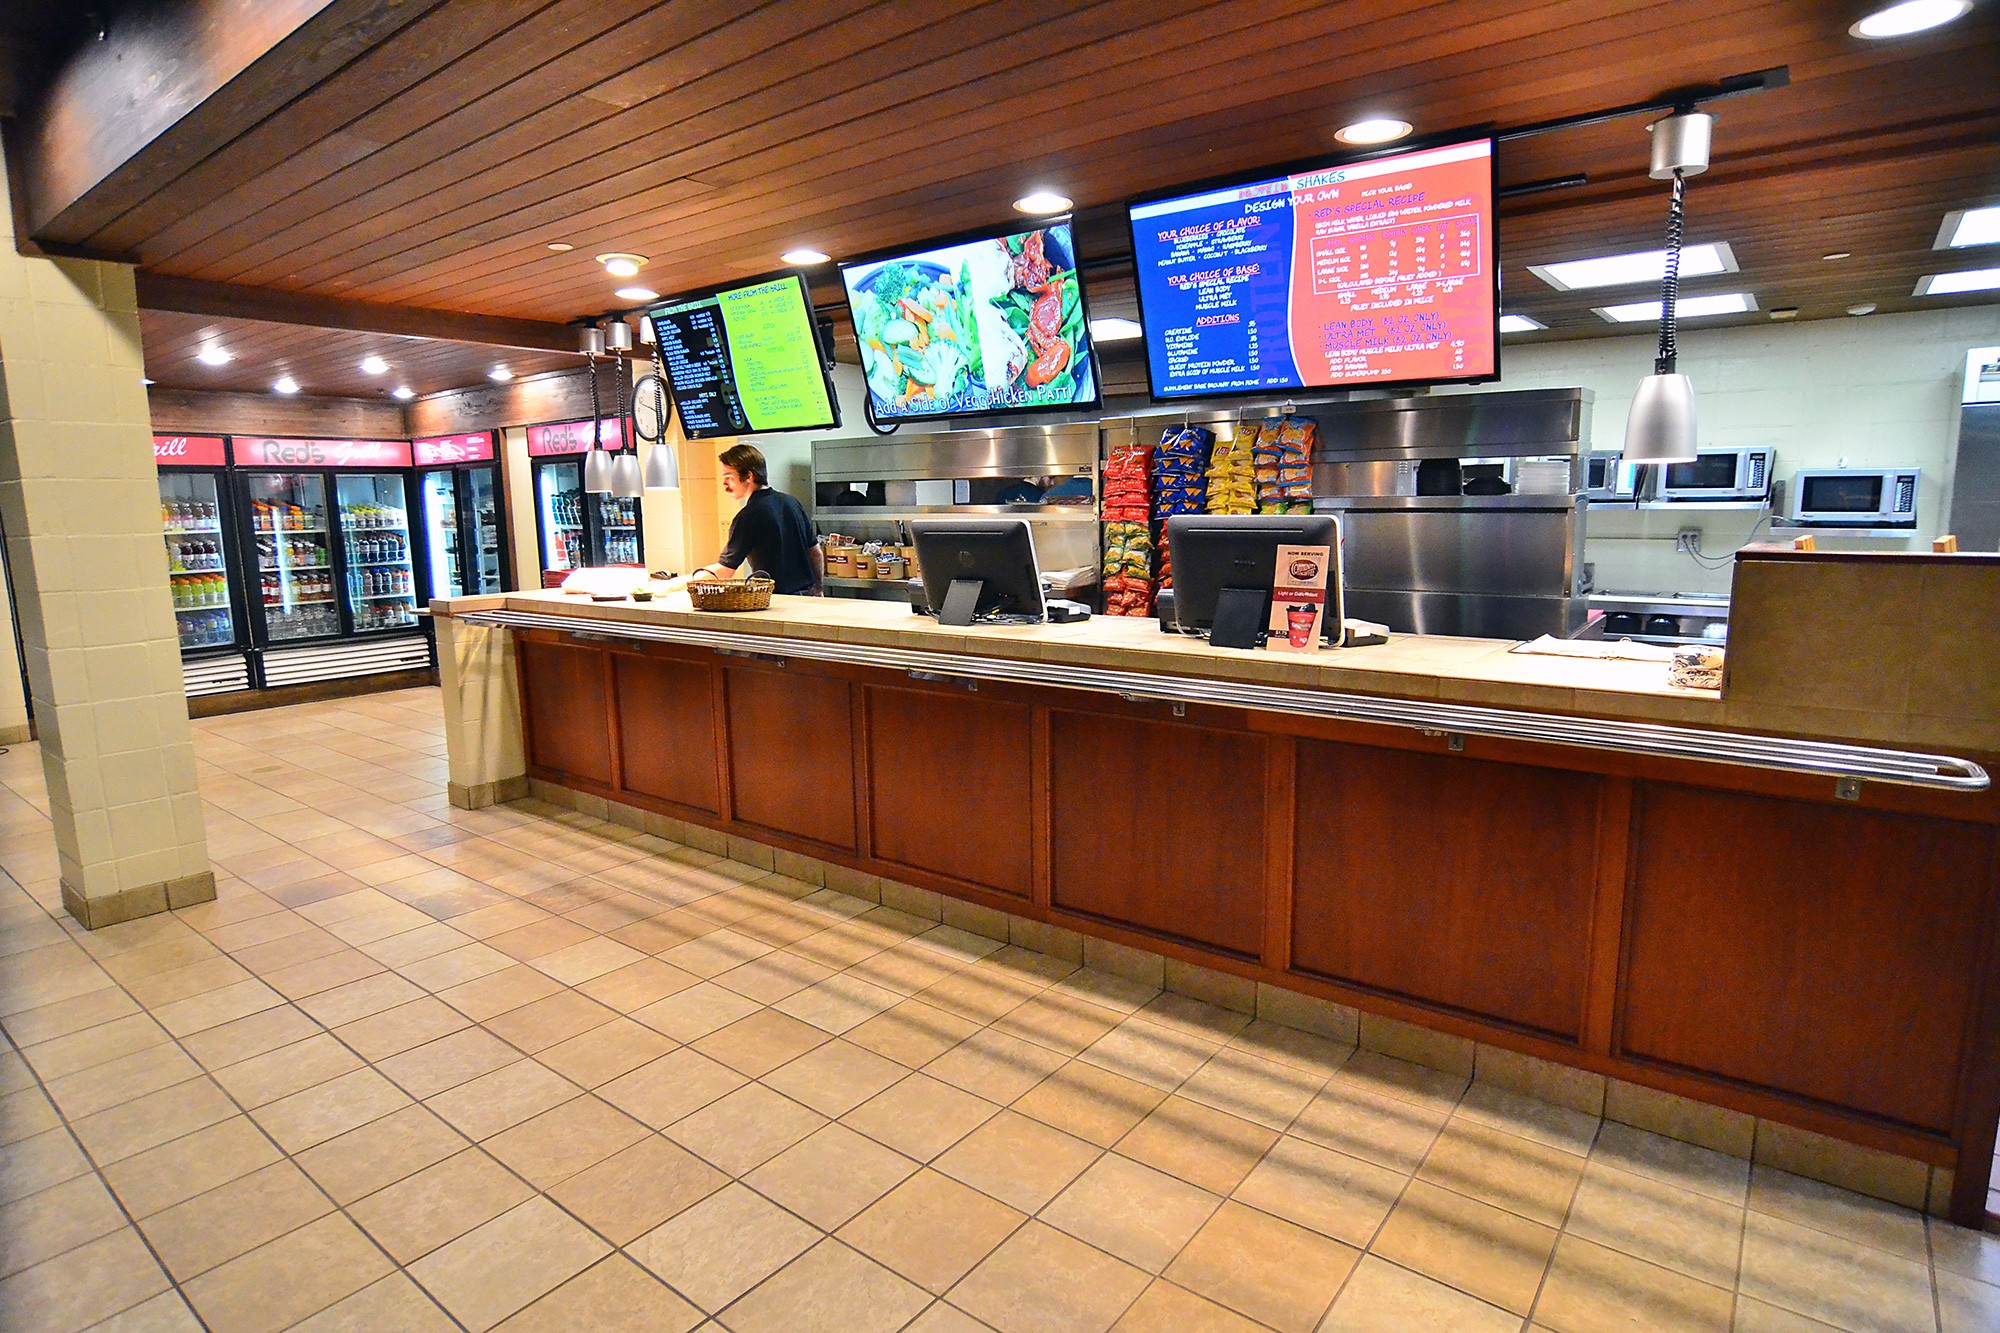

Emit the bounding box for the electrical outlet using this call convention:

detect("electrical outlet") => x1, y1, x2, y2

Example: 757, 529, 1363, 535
1676, 529, 1702, 554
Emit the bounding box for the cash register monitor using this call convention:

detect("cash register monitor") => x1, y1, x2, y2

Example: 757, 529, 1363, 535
909, 519, 1045, 626
1166, 513, 1341, 646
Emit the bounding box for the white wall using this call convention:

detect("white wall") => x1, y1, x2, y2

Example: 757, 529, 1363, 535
1461, 306, 2000, 594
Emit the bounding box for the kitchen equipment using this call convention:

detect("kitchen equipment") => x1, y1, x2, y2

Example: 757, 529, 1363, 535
1785, 467, 1920, 527
1657, 446, 1773, 502
1581, 451, 1638, 501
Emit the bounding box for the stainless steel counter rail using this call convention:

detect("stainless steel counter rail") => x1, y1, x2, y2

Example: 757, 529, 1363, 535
458, 609, 1991, 793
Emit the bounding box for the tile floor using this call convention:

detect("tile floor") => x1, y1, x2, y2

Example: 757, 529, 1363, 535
0, 687, 1995, 1332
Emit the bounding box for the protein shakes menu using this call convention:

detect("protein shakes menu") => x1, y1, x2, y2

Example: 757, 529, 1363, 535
1129, 139, 1497, 397
648, 274, 837, 439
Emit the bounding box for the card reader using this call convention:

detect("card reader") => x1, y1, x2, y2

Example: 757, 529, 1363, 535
1045, 599, 1091, 623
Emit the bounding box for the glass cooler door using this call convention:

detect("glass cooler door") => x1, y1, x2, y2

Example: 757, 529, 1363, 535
537, 458, 584, 574
592, 493, 641, 566
464, 466, 506, 594
419, 470, 462, 599
159, 472, 237, 652
336, 473, 418, 633
244, 473, 336, 642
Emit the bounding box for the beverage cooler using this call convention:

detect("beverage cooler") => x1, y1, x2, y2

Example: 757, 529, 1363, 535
526, 419, 642, 579
415, 433, 511, 597
153, 435, 252, 697
230, 437, 435, 690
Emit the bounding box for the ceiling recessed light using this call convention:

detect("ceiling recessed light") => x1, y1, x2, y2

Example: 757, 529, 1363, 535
1012, 191, 1073, 215
1847, 302, 1878, 316
1594, 292, 1757, 323
1498, 314, 1547, 333
595, 253, 648, 278
1089, 317, 1143, 341
272, 376, 300, 394
782, 248, 831, 266
391, 385, 415, 400
1822, 251, 1852, 261
1769, 308, 1800, 320
489, 366, 514, 382
195, 346, 232, 366
546, 242, 574, 252
359, 355, 388, 375
1936, 206, 2000, 250
1850, 0, 1970, 39
1915, 267, 2000, 296
1531, 243, 1737, 291
614, 286, 659, 302
1335, 118, 1413, 145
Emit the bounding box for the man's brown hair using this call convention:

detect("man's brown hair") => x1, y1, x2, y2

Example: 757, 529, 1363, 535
717, 443, 768, 487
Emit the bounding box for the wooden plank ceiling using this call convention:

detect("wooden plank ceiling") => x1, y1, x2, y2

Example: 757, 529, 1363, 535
31, 1, 1997, 391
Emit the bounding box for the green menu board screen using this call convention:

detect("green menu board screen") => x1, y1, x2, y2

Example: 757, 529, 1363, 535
647, 273, 840, 439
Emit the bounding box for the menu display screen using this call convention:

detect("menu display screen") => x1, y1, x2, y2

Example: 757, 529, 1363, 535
1128, 138, 1498, 399
841, 220, 1099, 421
646, 272, 839, 439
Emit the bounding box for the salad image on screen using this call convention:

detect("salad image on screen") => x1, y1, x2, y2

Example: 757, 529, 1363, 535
842, 222, 1097, 420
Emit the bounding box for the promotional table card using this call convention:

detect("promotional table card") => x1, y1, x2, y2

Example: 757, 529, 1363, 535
1268, 543, 1331, 652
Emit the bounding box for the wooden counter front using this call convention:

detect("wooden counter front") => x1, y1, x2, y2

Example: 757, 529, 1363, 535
469, 597, 2000, 1227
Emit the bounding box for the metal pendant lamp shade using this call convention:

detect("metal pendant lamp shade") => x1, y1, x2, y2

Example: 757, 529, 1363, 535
609, 450, 642, 497
583, 445, 614, 492
643, 440, 680, 489
1624, 110, 1711, 467
1624, 372, 1698, 465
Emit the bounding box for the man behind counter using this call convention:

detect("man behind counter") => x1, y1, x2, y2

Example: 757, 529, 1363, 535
684, 443, 822, 595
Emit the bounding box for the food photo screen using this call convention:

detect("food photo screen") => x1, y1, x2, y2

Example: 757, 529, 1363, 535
1128, 137, 1498, 399
646, 272, 840, 440
840, 220, 1100, 421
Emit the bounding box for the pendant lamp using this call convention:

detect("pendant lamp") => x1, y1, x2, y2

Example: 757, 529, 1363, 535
609, 451, 642, 497
635, 371, 680, 489
1623, 110, 1711, 467
642, 440, 680, 489
582, 344, 613, 492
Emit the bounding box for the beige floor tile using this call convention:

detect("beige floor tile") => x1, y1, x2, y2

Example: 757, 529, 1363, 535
1566, 1160, 1744, 1289
838, 1168, 1027, 1294
628, 1182, 820, 1313
1334, 1050, 1469, 1116
1233, 1135, 1405, 1246
776, 971, 905, 1034
1042, 1152, 1221, 1273
1164, 1200, 1358, 1333
293, 1103, 468, 1205
1728, 1294, 1849, 1331
660, 927, 774, 979
926, 1028, 1068, 1105
19, 1012, 170, 1083
360, 922, 473, 969
295, 970, 426, 1029
842, 1071, 1003, 1162
493, 1254, 702, 1333
1112, 1279, 1265, 1332
630, 980, 762, 1042
155, 977, 288, 1038
667, 1082, 826, 1175
288, 1273, 458, 1332
532, 1015, 675, 1087
482, 990, 617, 1052
435, 965, 566, 1022
252, 1065, 411, 1153
1737, 1211, 1936, 1333
211, 1033, 362, 1108
1317, 1254, 1519, 1333
1015, 1060, 1169, 1149
1, 986, 140, 1047
261, 948, 390, 1001
90, 1289, 208, 1332
846, 998, 982, 1069
1747, 1164, 1928, 1263
230, 926, 347, 978
0, 1126, 92, 1205
177, 1005, 320, 1070
182, 1213, 394, 1333
332, 995, 470, 1061
528, 936, 646, 987
691, 1008, 830, 1077
1415, 1119, 1585, 1228
350, 1148, 534, 1265
45, 1040, 201, 1119
1589, 1120, 1749, 1206
1534, 1234, 1732, 1333
935, 1109, 1101, 1214
1114, 1095, 1282, 1198
948, 1220, 1151, 1333
99, 1115, 282, 1219
1457, 1082, 1601, 1157
546, 1134, 727, 1244
992, 989, 1125, 1057
1178, 1045, 1327, 1131
425, 1060, 581, 1140
917, 965, 1040, 1026
720, 1237, 931, 1333
1930, 1216, 2000, 1287
746, 1123, 919, 1229
597, 1047, 745, 1129
0, 1228, 172, 1333
407, 1197, 610, 1333
1368, 1178, 1556, 1315
139, 1158, 334, 1279
763, 1037, 907, 1117
844, 942, 958, 998
71, 1077, 238, 1165
483, 1094, 649, 1188
575, 957, 700, 1011
1230, 1018, 1355, 1078
1292, 1076, 1450, 1173
1079, 1016, 1220, 1093
0, 1172, 130, 1279
374, 1027, 520, 1099
906, 1302, 1000, 1333
1939, 1269, 2000, 1333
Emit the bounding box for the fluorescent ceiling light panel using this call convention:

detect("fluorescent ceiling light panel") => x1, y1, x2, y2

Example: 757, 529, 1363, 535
1915, 268, 2000, 296
1498, 314, 1546, 332
1530, 242, 1736, 291
1089, 317, 1143, 341
1594, 292, 1757, 323
1936, 206, 2000, 249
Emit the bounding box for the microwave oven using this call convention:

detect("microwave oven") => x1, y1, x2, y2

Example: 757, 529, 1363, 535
1786, 467, 1921, 527
1581, 451, 1637, 501
1658, 447, 1773, 502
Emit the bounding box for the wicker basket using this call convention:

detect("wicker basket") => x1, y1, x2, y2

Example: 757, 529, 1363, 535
687, 576, 774, 612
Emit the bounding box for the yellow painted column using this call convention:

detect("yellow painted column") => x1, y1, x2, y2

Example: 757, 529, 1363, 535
0, 147, 214, 927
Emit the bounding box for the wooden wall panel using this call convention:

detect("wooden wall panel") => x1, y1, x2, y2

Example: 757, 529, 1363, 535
866, 686, 1033, 898
723, 666, 856, 850
1620, 783, 1997, 1134
520, 639, 610, 787
1049, 709, 1266, 958
1291, 741, 1603, 1039
612, 652, 719, 815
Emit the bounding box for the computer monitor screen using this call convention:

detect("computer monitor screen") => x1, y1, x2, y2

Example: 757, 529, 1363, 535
909, 519, 1045, 625
1166, 513, 1341, 642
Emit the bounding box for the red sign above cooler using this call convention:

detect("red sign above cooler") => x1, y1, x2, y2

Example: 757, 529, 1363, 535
525, 419, 625, 456
412, 432, 497, 466
152, 435, 228, 467
235, 437, 415, 469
